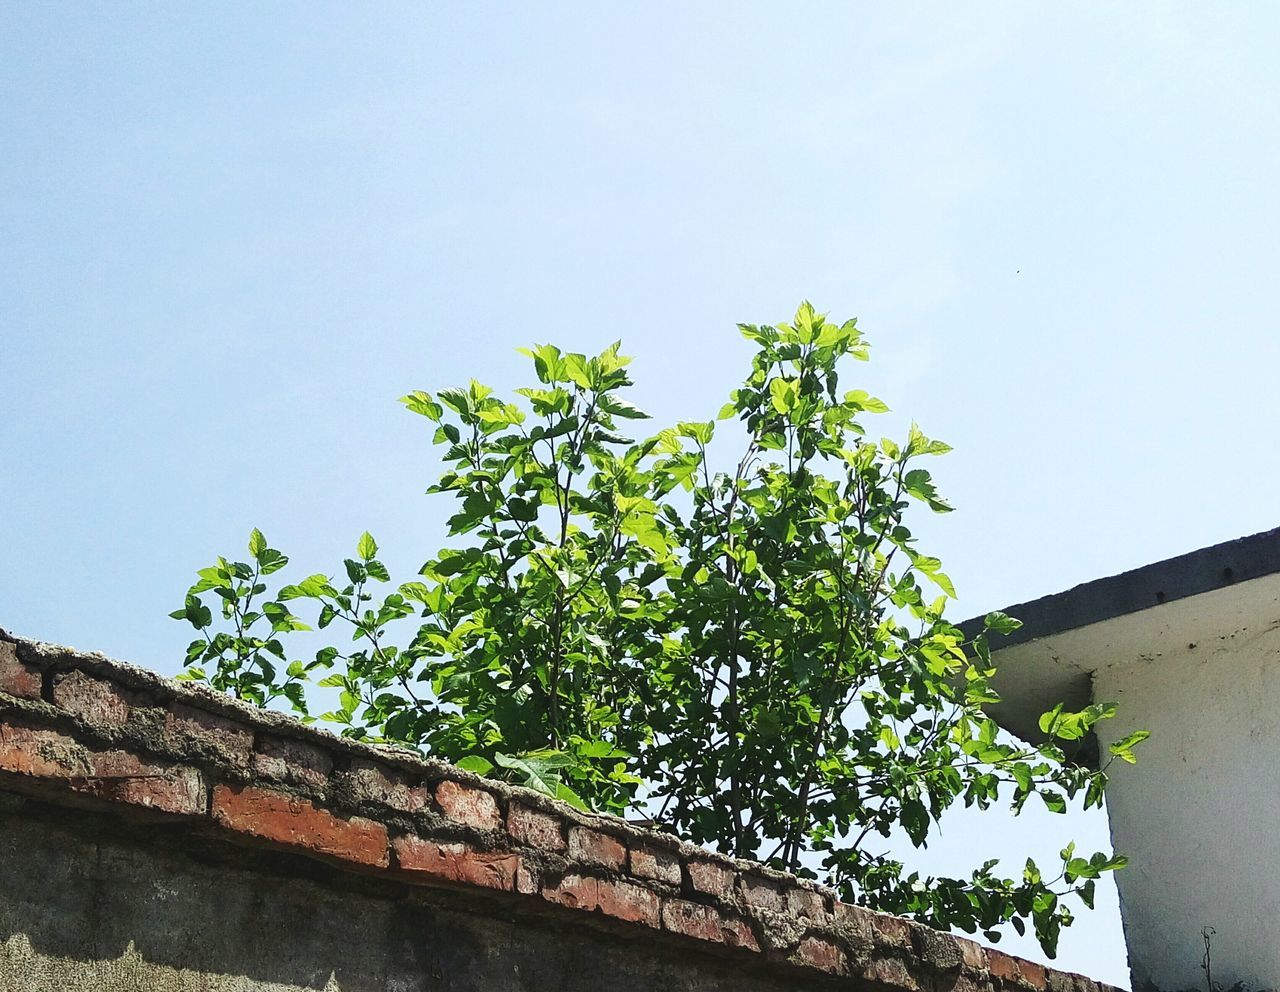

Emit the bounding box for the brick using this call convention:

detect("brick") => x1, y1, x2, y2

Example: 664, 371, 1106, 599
77, 750, 206, 816
794, 936, 847, 975
740, 875, 785, 911
52, 671, 133, 727
341, 758, 428, 812
164, 704, 254, 768
860, 909, 913, 951
862, 954, 924, 992
1019, 960, 1048, 990
255, 735, 332, 789
595, 878, 660, 927
987, 950, 1022, 984
507, 802, 565, 851
661, 898, 760, 951
687, 859, 734, 899
629, 842, 681, 885
787, 885, 829, 920
541, 874, 659, 927
542, 873, 599, 912
212, 784, 388, 867
0, 724, 91, 778
515, 862, 540, 895
988, 952, 1049, 991
1046, 973, 1074, 992
0, 642, 41, 699
435, 779, 501, 831
568, 826, 625, 870
958, 937, 988, 972
914, 926, 963, 972
392, 836, 518, 891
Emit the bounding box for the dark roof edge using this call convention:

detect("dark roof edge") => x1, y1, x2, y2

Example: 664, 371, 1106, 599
958, 525, 1280, 650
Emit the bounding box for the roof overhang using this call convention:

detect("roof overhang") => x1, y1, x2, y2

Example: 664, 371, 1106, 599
960, 527, 1280, 757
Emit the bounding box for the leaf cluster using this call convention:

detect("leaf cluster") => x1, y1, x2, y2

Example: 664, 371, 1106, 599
171, 304, 1146, 954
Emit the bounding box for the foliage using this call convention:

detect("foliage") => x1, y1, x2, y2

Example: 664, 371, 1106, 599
172, 303, 1145, 954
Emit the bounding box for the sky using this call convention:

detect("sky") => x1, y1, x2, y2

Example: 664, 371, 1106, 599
3, 3, 1280, 983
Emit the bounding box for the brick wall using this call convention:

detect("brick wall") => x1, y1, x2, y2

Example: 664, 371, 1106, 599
0, 629, 1115, 992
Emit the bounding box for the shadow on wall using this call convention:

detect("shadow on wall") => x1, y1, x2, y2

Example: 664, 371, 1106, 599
0, 796, 788, 992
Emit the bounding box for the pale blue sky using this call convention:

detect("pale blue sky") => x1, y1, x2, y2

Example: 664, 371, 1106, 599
4, 3, 1279, 983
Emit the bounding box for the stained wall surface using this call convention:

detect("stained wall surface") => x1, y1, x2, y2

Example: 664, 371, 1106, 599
0, 798, 793, 992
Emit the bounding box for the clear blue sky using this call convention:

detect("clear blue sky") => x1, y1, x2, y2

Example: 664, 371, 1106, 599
4, 4, 1278, 983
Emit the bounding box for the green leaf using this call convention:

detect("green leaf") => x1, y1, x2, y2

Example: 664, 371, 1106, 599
600, 396, 649, 419
493, 750, 575, 800
456, 756, 495, 776
248, 528, 267, 558
983, 611, 1022, 636
357, 531, 378, 561
769, 377, 799, 413
400, 390, 444, 420
1108, 730, 1150, 763
845, 389, 889, 413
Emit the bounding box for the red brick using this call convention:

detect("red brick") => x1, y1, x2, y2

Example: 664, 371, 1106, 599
542, 873, 599, 912
787, 885, 829, 920
0, 642, 41, 699
794, 936, 847, 975
568, 826, 625, 870
720, 916, 759, 951
1019, 960, 1048, 990
687, 859, 734, 898
958, 937, 988, 972
211, 784, 389, 867
835, 901, 874, 927
78, 750, 206, 816
255, 735, 332, 789
507, 802, 565, 851
984, 957, 1048, 992
392, 836, 518, 891
862, 955, 924, 992
52, 671, 133, 727
862, 910, 914, 951
630, 842, 681, 884
988, 950, 1022, 984
0, 724, 90, 778
740, 875, 785, 911
595, 878, 660, 927
515, 862, 540, 895
435, 779, 501, 831
541, 874, 659, 927
341, 758, 428, 812
164, 704, 254, 768
661, 898, 760, 951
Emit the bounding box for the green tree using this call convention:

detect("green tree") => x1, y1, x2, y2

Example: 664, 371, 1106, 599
173, 303, 1145, 955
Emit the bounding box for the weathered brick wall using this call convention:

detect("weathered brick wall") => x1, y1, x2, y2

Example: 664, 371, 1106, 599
0, 630, 1113, 992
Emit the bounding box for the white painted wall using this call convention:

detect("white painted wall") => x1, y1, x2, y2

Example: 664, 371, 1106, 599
1093, 620, 1280, 991
989, 573, 1280, 991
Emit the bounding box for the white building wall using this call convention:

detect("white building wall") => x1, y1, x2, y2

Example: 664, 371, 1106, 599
1093, 622, 1280, 991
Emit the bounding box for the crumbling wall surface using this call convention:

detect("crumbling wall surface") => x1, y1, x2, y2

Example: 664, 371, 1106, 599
0, 798, 789, 992
0, 629, 1116, 992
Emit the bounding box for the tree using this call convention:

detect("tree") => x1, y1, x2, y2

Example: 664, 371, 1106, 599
172, 303, 1146, 955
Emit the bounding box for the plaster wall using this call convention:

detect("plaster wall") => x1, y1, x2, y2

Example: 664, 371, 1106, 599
1093, 621, 1280, 991
0, 797, 792, 992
